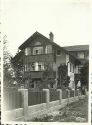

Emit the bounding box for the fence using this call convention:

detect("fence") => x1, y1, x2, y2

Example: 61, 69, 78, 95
3, 87, 22, 110
28, 90, 46, 106
50, 89, 59, 102
3, 88, 85, 121
70, 90, 74, 97
62, 90, 68, 99
3, 88, 80, 111
4, 88, 78, 110
75, 89, 79, 96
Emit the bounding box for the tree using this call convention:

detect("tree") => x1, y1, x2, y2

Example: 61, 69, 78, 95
11, 51, 24, 87
3, 35, 15, 87
57, 64, 70, 89
80, 62, 89, 90
42, 63, 55, 89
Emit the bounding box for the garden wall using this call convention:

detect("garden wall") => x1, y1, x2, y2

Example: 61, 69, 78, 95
2, 88, 85, 122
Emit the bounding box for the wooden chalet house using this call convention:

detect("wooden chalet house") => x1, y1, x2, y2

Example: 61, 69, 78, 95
13, 31, 80, 90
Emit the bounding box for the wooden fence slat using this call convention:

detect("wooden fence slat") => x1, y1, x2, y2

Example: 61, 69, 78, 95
4, 88, 22, 110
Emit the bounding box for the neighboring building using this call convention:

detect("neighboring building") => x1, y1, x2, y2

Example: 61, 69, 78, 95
64, 45, 89, 62
64, 45, 89, 86
64, 45, 89, 73
13, 31, 80, 90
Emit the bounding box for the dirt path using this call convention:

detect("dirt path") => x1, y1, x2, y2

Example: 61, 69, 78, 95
57, 96, 88, 122
31, 96, 88, 122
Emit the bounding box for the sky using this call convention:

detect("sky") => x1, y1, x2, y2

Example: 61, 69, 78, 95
2, 0, 91, 56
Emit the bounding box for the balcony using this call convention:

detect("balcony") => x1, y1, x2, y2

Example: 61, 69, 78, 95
24, 70, 56, 79
24, 53, 54, 63
24, 71, 44, 79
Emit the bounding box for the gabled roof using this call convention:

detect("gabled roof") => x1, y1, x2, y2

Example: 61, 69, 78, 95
17, 31, 80, 64
19, 31, 49, 50
19, 31, 66, 53
63, 45, 89, 51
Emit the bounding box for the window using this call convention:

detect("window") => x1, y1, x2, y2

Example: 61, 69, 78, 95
38, 62, 44, 71
35, 50, 39, 54
30, 62, 44, 71
25, 47, 31, 55
57, 50, 61, 55
45, 45, 52, 54
75, 66, 78, 73
77, 65, 83, 74
25, 65, 27, 71
31, 62, 35, 71
77, 52, 84, 59
33, 46, 43, 55
38, 64, 41, 71
70, 63, 75, 73
34, 41, 41, 46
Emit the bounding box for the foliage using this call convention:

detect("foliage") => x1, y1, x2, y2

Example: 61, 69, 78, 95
42, 63, 55, 88
42, 63, 53, 79
57, 64, 70, 88
3, 35, 15, 87
11, 51, 24, 86
80, 62, 89, 89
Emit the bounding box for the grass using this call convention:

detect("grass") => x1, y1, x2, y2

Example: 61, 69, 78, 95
29, 96, 88, 122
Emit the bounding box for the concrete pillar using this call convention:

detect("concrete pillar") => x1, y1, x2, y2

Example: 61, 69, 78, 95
67, 89, 70, 98
67, 89, 70, 105
78, 89, 80, 98
85, 88, 88, 96
43, 89, 50, 109
57, 89, 62, 104
74, 90, 75, 97
18, 89, 28, 121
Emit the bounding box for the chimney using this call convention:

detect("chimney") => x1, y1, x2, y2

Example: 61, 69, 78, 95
49, 32, 54, 42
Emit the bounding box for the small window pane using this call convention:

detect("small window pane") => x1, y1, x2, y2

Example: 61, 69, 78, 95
57, 50, 61, 55
45, 45, 52, 54
25, 48, 31, 55
77, 52, 84, 59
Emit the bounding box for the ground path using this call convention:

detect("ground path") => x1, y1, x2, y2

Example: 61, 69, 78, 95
31, 96, 88, 122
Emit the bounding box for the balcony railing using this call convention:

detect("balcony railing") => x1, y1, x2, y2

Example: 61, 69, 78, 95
24, 70, 56, 79
24, 71, 44, 79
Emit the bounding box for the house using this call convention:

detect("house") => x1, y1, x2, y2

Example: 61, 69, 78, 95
13, 31, 81, 90
64, 45, 89, 64
64, 45, 89, 86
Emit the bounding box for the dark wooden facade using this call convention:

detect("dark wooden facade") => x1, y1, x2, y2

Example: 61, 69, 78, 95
14, 32, 80, 89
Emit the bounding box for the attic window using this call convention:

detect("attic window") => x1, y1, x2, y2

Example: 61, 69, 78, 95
35, 50, 39, 54
34, 41, 41, 46
33, 46, 43, 55
57, 50, 61, 55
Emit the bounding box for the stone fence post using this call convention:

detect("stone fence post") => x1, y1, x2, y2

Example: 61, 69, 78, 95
74, 90, 76, 97
43, 89, 50, 109
67, 89, 70, 98
67, 89, 70, 104
78, 89, 80, 98
57, 89, 62, 104
18, 89, 28, 121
